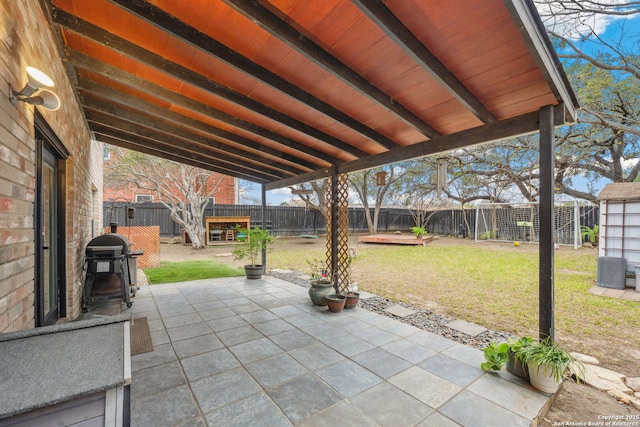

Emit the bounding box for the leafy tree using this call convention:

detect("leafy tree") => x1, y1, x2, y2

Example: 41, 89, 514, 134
104, 148, 226, 248
535, 1, 640, 114
443, 139, 542, 204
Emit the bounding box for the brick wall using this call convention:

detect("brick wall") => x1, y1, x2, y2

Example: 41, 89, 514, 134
0, 0, 101, 331
90, 140, 104, 239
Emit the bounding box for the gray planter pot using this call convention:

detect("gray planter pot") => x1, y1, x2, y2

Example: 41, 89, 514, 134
506, 351, 528, 379
309, 280, 334, 306
244, 265, 264, 280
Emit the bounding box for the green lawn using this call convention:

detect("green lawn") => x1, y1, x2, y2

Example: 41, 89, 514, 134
268, 239, 640, 375
144, 260, 244, 284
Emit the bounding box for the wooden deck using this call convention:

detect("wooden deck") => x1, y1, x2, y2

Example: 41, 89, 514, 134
358, 234, 434, 246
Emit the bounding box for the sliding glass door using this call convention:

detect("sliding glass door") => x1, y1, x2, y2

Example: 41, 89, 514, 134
35, 114, 67, 326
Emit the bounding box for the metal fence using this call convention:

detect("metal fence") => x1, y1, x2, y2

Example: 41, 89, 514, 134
104, 202, 599, 239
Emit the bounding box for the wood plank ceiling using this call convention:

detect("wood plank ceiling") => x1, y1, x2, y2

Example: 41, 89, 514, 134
40, 0, 578, 189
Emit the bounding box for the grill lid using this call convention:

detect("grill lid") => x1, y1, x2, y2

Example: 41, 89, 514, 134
86, 233, 132, 255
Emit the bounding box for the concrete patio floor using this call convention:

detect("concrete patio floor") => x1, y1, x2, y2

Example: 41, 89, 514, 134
105, 276, 551, 426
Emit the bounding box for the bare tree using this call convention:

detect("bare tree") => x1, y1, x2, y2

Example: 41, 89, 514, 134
290, 180, 329, 223
349, 162, 426, 234
105, 149, 225, 249
238, 181, 261, 205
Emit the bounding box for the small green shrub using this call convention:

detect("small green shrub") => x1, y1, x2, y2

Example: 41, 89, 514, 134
480, 229, 496, 240
508, 336, 533, 353
580, 225, 599, 244
232, 227, 274, 266
481, 341, 510, 371
410, 226, 427, 237
515, 337, 584, 382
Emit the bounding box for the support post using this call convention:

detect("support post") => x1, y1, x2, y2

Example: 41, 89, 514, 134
330, 168, 339, 292
539, 105, 555, 342
261, 184, 267, 272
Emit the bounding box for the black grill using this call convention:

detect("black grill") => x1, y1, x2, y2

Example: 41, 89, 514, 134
83, 233, 136, 311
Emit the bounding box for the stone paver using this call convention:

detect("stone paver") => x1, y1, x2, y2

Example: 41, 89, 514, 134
389, 366, 462, 408
109, 276, 553, 426
383, 304, 417, 318
588, 285, 640, 301
446, 319, 487, 336
439, 390, 531, 427
316, 359, 382, 397
349, 382, 433, 426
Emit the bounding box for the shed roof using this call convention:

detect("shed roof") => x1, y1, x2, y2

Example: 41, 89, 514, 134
40, 0, 578, 189
598, 183, 640, 201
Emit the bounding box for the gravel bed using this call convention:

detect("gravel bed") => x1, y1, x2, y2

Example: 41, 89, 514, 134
267, 269, 514, 349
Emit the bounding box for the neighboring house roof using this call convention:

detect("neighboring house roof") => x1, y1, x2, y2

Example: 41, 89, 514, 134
598, 183, 640, 201
41, 0, 577, 189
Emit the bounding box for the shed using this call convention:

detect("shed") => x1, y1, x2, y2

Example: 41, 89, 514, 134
598, 183, 640, 285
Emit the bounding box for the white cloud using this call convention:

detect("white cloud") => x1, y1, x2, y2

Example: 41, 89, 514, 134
535, 0, 630, 39
268, 187, 292, 197
622, 157, 639, 170
266, 187, 292, 205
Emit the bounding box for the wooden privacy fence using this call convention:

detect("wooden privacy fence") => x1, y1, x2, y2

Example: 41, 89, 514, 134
104, 202, 599, 239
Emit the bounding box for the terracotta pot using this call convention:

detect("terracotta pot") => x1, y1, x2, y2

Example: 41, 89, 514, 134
344, 292, 360, 309
325, 294, 346, 312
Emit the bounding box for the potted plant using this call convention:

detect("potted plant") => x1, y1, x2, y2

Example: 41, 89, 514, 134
506, 336, 533, 378
343, 247, 359, 309
480, 336, 533, 378
325, 294, 346, 312
480, 341, 510, 372
231, 226, 274, 279
410, 226, 427, 238
515, 337, 584, 393
306, 258, 334, 306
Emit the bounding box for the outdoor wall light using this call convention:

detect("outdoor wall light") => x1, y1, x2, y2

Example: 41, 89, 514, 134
9, 66, 61, 111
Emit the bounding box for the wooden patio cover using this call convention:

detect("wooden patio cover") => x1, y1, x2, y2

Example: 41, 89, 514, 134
41, 0, 578, 190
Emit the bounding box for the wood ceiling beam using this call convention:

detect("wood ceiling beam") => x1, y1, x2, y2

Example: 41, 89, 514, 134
94, 132, 271, 184
66, 50, 343, 169
67, 50, 322, 169
266, 105, 567, 190
224, 0, 442, 139
77, 77, 312, 176
90, 121, 285, 183
82, 100, 291, 181
52, 8, 340, 165
109, 0, 397, 153
352, 0, 497, 124
502, 0, 578, 121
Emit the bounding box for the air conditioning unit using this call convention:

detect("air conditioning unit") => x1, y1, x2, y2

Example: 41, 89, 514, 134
596, 257, 627, 289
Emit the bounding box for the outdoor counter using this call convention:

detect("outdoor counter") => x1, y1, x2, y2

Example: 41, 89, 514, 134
0, 315, 131, 426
